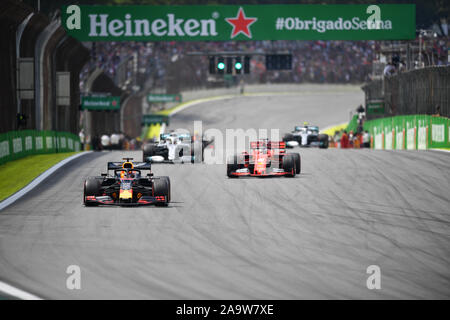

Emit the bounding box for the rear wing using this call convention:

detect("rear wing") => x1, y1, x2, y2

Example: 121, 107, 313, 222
160, 133, 191, 141
107, 162, 152, 171
267, 141, 286, 149
250, 141, 285, 149
250, 141, 267, 149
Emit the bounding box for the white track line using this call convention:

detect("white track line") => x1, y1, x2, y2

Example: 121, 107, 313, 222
0, 281, 42, 300
0, 151, 92, 211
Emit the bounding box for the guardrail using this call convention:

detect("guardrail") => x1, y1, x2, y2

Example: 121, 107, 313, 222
0, 130, 81, 165
363, 115, 449, 150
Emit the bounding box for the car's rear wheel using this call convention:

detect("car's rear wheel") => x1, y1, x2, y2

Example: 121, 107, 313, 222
153, 177, 170, 206
282, 154, 296, 177
318, 134, 329, 149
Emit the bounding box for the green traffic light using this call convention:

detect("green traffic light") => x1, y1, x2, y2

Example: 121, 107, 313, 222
217, 62, 225, 70
235, 62, 242, 70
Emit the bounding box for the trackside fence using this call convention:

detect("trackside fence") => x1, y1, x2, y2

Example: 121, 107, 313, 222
362, 66, 450, 120
0, 130, 81, 165
363, 115, 449, 150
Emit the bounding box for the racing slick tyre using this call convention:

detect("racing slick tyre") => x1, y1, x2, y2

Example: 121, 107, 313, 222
159, 176, 171, 203
283, 133, 294, 142
290, 153, 301, 174
283, 134, 295, 148
318, 134, 329, 149
191, 141, 203, 163
227, 155, 242, 178
153, 177, 170, 206
143, 144, 157, 162
282, 154, 296, 178
84, 178, 101, 206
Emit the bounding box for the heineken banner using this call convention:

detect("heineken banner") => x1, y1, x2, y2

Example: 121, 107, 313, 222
62, 4, 415, 41
81, 96, 120, 110
147, 94, 182, 103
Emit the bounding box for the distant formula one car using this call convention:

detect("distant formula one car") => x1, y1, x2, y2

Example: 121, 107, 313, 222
227, 140, 301, 178
283, 124, 329, 149
83, 158, 170, 206
142, 132, 213, 163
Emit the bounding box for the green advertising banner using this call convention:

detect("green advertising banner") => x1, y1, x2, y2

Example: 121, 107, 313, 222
142, 114, 170, 125
404, 115, 416, 150
383, 118, 393, 150
430, 116, 448, 149
416, 115, 428, 150
0, 130, 81, 166
147, 94, 182, 103
62, 4, 416, 42
372, 119, 383, 150
393, 116, 404, 150
363, 115, 450, 150
366, 100, 385, 115
81, 96, 120, 110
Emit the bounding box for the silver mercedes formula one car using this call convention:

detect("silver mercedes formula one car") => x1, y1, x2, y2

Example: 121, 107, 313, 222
142, 132, 213, 163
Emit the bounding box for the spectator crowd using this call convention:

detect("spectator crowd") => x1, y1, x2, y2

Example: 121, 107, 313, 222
331, 129, 371, 149
80, 40, 378, 92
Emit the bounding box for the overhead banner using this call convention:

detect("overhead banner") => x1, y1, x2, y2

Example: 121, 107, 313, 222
81, 96, 120, 110
142, 114, 170, 125
366, 100, 385, 115
62, 4, 416, 42
147, 93, 182, 103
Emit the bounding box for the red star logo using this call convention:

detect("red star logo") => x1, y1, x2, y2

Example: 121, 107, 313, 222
225, 7, 257, 39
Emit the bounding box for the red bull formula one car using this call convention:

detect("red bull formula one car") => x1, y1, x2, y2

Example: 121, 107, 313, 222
83, 158, 170, 206
227, 140, 301, 178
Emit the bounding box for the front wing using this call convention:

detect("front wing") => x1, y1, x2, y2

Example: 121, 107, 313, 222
145, 155, 195, 164
229, 168, 291, 177
85, 195, 167, 206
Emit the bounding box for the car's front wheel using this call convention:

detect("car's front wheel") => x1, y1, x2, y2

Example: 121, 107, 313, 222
290, 153, 301, 174
282, 155, 296, 178
84, 178, 101, 206
227, 155, 243, 178
153, 177, 170, 206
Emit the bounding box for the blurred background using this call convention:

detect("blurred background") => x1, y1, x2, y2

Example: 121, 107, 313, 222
1, 0, 448, 153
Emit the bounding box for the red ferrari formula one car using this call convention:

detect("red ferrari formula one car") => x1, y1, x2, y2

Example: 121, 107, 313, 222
227, 140, 301, 178
83, 158, 170, 206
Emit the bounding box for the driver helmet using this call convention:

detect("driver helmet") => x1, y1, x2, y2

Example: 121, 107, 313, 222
167, 136, 177, 145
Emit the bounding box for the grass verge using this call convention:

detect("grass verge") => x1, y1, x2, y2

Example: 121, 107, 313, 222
0, 152, 79, 202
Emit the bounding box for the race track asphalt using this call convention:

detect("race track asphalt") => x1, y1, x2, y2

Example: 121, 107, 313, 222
0, 86, 449, 299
